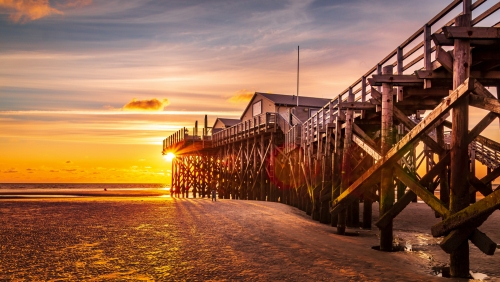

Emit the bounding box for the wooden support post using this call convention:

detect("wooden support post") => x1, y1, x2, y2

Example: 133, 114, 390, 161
436, 124, 450, 206
260, 134, 266, 201
270, 133, 276, 202
320, 129, 332, 224
338, 90, 354, 235
363, 157, 374, 230
449, 12, 471, 278
424, 23, 432, 89
380, 65, 395, 251
470, 149, 476, 204
252, 136, 257, 200
331, 117, 342, 227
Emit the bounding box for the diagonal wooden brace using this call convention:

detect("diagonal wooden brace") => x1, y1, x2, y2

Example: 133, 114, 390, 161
431, 188, 500, 237
392, 164, 450, 218
393, 106, 446, 155
375, 153, 450, 229
440, 227, 497, 255
469, 94, 500, 115
330, 78, 474, 218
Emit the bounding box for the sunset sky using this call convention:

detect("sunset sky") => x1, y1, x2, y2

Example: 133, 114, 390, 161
0, 0, 498, 183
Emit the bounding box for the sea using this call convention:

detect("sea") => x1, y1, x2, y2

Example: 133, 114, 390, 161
0, 183, 168, 190
0, 183, 171, 198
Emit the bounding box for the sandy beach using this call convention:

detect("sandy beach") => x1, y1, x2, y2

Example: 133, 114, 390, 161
0, 194, 499, 281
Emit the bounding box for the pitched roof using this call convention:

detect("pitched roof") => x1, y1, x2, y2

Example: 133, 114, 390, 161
257, 92, 330, 108
215, 118, 240, 127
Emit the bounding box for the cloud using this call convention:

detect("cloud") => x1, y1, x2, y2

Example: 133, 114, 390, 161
4, 168, 18, 173
0, 0, 91, 23
55, 0, 92, 9
228, 90, 254, 103
65, 160, 71, 163
123, 98, 170, 111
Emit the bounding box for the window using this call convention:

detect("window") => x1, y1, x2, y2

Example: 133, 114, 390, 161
252, 101, 262, 116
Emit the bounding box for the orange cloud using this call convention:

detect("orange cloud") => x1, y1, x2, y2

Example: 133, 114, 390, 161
123, 98, 170, 111
228, 89, 254, 103
0, 0, 91, 23
56, 0, 91, 9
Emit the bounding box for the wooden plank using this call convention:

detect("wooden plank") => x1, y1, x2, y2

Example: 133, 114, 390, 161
352, 134, 381, 162
339, 102, 376, 110
431, 188, 500, 237
352, 123, 379, 153
443, 27, 500, 39
469, 94, 500, 115
330, 79, 473, 214
393, 164, 450, 218
436, 46, 453, 73
369, 74, 423, 86
432, 33, 500, 46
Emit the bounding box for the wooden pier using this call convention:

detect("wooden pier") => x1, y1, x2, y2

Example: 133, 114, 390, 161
163, 0, 500, 278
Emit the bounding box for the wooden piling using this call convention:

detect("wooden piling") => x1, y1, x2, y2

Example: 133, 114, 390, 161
338, 89, 354, 235
449, 12, 471, 278
380, 65, 395, 251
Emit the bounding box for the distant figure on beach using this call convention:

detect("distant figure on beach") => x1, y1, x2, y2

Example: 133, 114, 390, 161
211, 188, 216, 202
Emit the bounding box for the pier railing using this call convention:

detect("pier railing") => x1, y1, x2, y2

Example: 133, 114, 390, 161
163, 127, 188, 152
290, 0, 499, 150
212, 112, 279, 147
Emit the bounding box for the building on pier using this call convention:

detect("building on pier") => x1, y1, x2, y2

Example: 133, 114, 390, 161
162, 0, 500, 278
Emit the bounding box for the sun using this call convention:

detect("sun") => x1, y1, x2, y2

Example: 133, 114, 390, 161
164, 152, 176, 161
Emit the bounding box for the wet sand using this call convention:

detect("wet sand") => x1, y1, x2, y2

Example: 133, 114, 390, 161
0, 195, 498, 281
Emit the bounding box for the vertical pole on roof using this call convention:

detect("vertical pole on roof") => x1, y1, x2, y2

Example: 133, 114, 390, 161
297, 46, 299, 107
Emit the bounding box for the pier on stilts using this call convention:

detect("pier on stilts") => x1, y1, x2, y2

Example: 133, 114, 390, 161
163, 0, 500, 278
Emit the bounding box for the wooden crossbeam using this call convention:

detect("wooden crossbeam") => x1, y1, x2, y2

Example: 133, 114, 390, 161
352, 124, 379, 153
482, 166, 500, 185
432, 33, 500, 46
393, 164, 450, 218
403, 86, 450, 97
352, 134, 381, 162
431, 188, 500, 237
368, 75, 423, 86
469, 94, 500, 115
435, 46, 453, 73
376, 153, 450, 229
393, 106, 445, 155
443, 26, 500, 39
469, 174, 494, 196
467, 112, 499, 144
338, 102, 376, 110
415, 70, 500, 80
330, 79, 473, 217
441, 228, 497, 255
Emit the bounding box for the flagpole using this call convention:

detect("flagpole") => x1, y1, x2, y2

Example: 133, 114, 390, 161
297, 46, 299, 107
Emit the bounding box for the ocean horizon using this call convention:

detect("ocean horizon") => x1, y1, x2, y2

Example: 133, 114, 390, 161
0, 183, 170, 190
